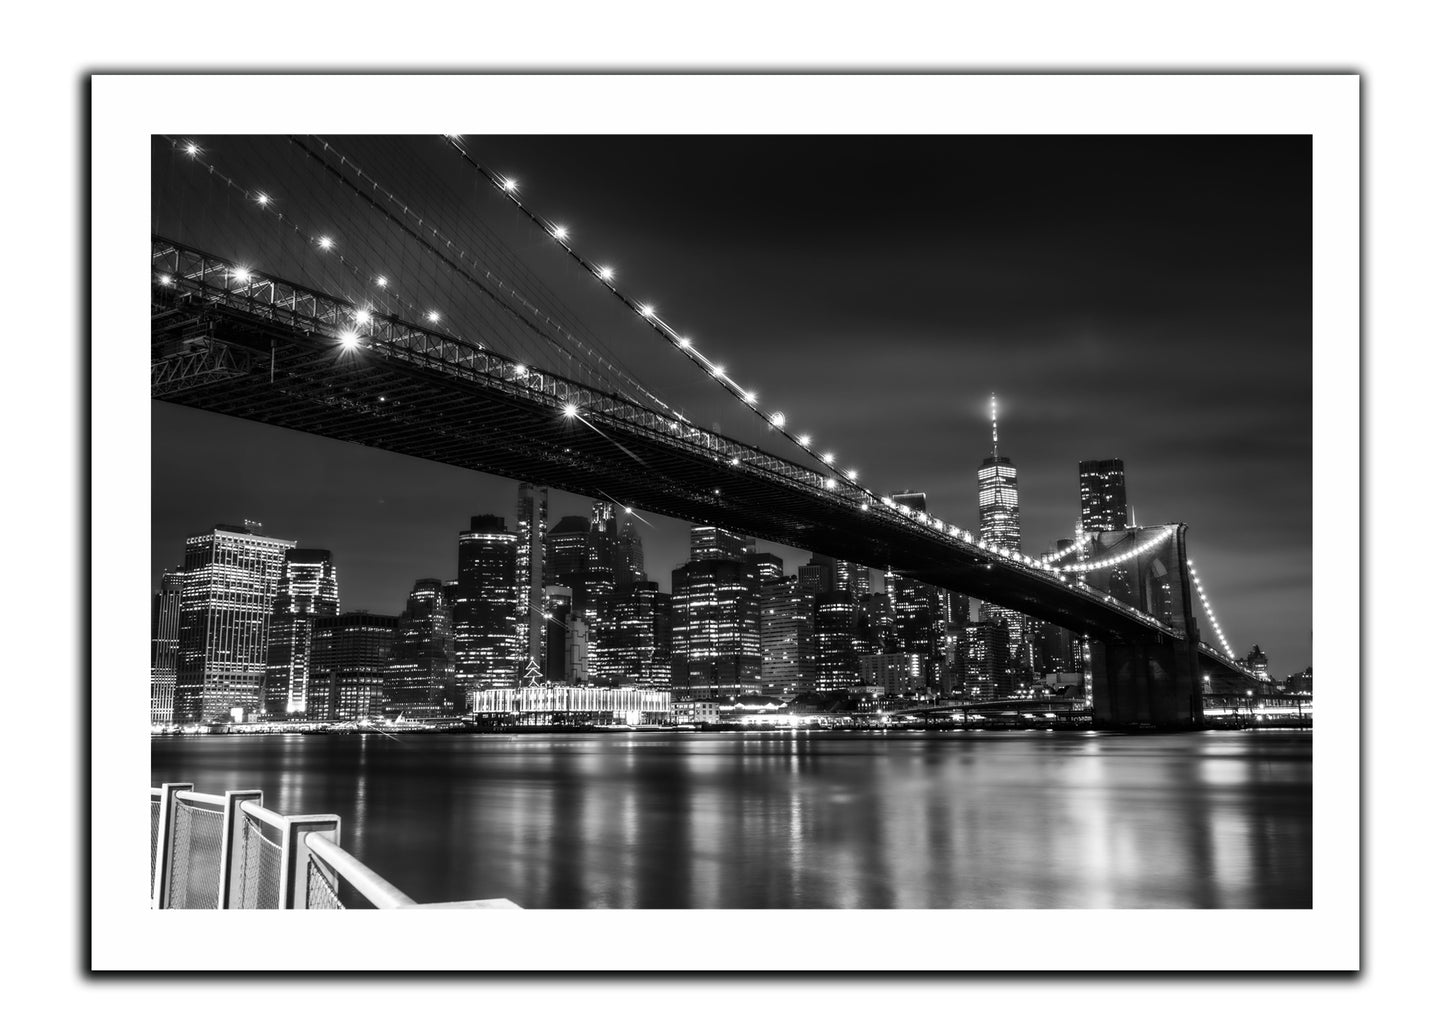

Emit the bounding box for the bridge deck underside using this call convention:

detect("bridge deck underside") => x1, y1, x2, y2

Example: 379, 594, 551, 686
151, 286, 1245, 676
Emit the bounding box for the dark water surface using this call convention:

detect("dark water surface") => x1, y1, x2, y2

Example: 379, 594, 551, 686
151, 729, 1311, 908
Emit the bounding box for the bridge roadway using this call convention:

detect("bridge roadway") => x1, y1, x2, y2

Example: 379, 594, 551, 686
150, 237, 1252, 684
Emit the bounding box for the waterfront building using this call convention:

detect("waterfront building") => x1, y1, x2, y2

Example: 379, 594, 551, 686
308, 612, 397, 721
455, 514, 519, 692
1244, 644, 1272, 684
813, 591, 861, 691
963, 619, 1009, 699
386, 578, 458, 718
794, 553, 836, 694
1079, 458, 1130, 532
583, 502, 619, 630
594, 581, 673, 688
263, 548, 340, 716
515, 483, 549, 673
1286, 666, 1313, 695
472, 684, 672, 725
150, 569, 183, 725
760, 576, 802, 697
861, 653, 925, 697
670, 555, 761, 700
541, 585, 573, 685
174, 522, 296, 724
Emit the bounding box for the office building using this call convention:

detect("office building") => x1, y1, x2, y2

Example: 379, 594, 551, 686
263, 548, 341, 716
861, 653, 926, 697
963, 619, 1009, 700
670, 551, 762, 700
615, 509, 646, 587
594, 581, 672, 688
150, 570, 183, 725
976, 397, 1031, 673
690, 524, 749, 562
308, 612, 397, 721
583, 502, 619, 628
760, 575, 802, 696
1079, 459, 1129, 533
813, 591, 861, 691
174, 523, 296, 724
544, 515, 590, 611
1244, 644, 1272, 684
455, 514, 519, 692
386, 578, 458, 718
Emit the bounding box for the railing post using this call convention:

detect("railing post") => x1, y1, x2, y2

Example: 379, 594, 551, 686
279, 814, 341, 909
217, 790, 264, 910
151, 783, 192, 909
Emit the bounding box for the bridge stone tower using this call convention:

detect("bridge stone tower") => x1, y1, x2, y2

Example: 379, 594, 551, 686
1084, 524, 1205, 729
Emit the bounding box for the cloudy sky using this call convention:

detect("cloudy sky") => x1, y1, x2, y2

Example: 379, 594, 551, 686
152, 134, 1311, 674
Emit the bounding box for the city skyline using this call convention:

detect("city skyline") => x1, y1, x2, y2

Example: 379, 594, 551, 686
151, 134, 1310, 673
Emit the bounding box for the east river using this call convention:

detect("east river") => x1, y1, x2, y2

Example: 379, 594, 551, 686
151, 729, 1311, 908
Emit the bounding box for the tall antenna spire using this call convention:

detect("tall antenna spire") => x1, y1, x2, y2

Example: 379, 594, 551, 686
990, 392, 999, 458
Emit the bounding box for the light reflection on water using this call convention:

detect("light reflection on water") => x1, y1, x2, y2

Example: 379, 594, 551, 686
150, 729, 1310, 909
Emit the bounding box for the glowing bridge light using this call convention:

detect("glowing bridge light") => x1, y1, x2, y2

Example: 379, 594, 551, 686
770, 412, 786, 427
513, 364, 528, 377
711, 364, 726, 377
427, 310, 441, 323
824, 478, 837, 490
562, 403, 578, 418
678, 336, 691, 348
232, 268, 251, 283
255, 192, 270, 207
339, 330, 360, 350
501, 177, 518, 192
822, 452, 834, 465
374, 275, 388, 288
183, 142, 199, 157
624, 507, 633, 514
798, 434, 811, 447
354, 309, 372, 325
551, 225, 569, 240
730, 456, 741, 466
640, 304, 656, 318
159, 274, 173, 286
598, 266, 615, 281
743, 391, 757, 403
846, 470, 858, 481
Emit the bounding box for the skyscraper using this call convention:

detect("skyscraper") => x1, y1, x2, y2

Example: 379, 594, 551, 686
584, 501, 619, 629
174, 523, 296, 723
455, 514, 519, 692
760, 574, 802, 697
615, 509, 646, 588
671, 531, 762, 699
594, 581, 672, 688
386, 578, 458, 718
544, 515, 591, 610
308, 612, 396, 721
976, 396, 1031, 675
150, 570, 183, 725
263, 548, 340, 716
540, 584, 574, 685
515, 483, 549, 671
1079, 459, 1129, 532
813, 591, 861, 691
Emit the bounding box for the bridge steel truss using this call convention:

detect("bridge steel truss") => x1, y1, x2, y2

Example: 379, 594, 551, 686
150, 237, 1255, 724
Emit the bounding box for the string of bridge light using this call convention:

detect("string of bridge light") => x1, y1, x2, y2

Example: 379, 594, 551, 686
439, 135, 873, 493
1041, 527, 1090, 564
1058, 526, 1175, 573
166, 137, 486, 358
299, 136, 679, 419
1187, 559, 1234, 658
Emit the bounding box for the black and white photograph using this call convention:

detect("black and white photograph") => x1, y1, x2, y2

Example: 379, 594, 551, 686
81, 70, 1364, 977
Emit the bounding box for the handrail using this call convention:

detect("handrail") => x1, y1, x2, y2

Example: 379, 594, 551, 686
305, 832, 416, 909
237, 798, 289, 832
174, 790, 227, 808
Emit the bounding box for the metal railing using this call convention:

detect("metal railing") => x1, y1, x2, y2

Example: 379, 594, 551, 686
149, 783, 520, 910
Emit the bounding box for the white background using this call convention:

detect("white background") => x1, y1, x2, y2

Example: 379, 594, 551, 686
4, 0, 1433, 1008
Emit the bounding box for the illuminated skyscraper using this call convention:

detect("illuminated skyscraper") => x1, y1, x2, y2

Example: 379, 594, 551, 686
308, 612, 396, 721
544, 515, 590, 610
594, 581, 672, 688
174, 523, 295, 723
455, 514, 519, 692
150, 570, 183, 725
584, 502, 619, 629
1079, 459, 1129, 532
515, 483, 549, 670
976, 396, 1030, 673
615, 510, 646, 587
671, 537, 762, 700
263, 548, 340, 716
760, 575, 802, 696
386, 578, 458, 718
814, 591, 861, 691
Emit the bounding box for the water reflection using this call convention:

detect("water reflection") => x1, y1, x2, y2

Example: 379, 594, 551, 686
151, 729, 1311, 908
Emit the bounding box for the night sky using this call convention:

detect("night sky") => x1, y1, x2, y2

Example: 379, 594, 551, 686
151, 134, 1311, 674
